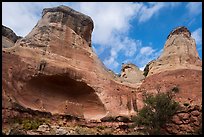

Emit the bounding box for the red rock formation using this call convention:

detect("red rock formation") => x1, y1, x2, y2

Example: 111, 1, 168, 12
2, 25, 22, 48
140, 26, 202, 134
2, 6, 202, 135
164, 105, 202, 134
120, 63, 145, 83
141, 26, 202, 105
2, 5, 137, 121
144, 26, 202, 77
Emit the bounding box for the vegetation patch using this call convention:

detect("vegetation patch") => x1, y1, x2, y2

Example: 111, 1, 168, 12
8, 116, 50, 130
131, 92, 180, 135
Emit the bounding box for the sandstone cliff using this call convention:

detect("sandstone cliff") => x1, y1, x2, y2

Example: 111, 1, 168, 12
2, 5, 202, 135
141, 26, 202, 105
2, 5, 138, 121
144, 26, 202, 77
2, 25, 22, 48
139, 27, 202, 134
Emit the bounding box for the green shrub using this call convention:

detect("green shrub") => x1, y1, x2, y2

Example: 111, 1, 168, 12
132, 92, 180, 135
22, 121, 32, 130
22, 118, 47, 130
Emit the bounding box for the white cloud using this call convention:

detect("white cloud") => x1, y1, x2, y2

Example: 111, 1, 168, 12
186, 2, 202, 16
102, 36, 142, 72
192, 28, 202, 45
76, 2, 143, 45
104, 56, 119, 70
122, 38, 141, 57
121, 46, 162, 72
133, 48, 162, 70
140, 46, 155, 55
138, 2, 165, 23
2, 2, 38, 36
139, 66, 145, 71
105, 37, 142, 72
138, 2, 180, 23
2, 2, 64, 36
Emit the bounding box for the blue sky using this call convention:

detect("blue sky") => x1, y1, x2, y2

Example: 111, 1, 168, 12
2, 2, 202, 74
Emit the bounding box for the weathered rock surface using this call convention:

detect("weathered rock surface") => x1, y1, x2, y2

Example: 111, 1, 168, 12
2, 25, 21, 43
139, 26, 202, 134
140, 69, 202, 105
120, 63, 145, 83
37, 124, 50, 132
140, 26, 202, 105
2, 25, 22, 48
2, 5, 137, 121
2, 5, 202, 135
144, 26, 202, 76
164, 105, 202, 135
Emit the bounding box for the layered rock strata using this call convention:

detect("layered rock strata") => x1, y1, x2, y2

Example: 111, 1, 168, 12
144, 26, 202, 76
141, 26, 202, 104
2, 6, 202, 134
2, 5, 138, 120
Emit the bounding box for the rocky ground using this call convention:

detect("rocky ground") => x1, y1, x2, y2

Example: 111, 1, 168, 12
2, 114, 146, 135
2, 102, 202, 135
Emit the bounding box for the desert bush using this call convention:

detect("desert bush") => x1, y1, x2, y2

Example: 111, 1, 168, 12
21, 117, 49, 130
22, 120, 32, 130
132, 92, 180, 135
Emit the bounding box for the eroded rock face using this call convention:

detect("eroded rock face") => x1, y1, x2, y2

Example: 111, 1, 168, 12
120, 63, 145, 83
141, 26, 202, 105
2, 25, 21, 43
2, 6, 202, 134
42, 5, 93, 46
140, 27, 202, 134
145, 26, 202, 77
2, 5, 137, 121
2, 25, 22, 48
164, 105, 202, 135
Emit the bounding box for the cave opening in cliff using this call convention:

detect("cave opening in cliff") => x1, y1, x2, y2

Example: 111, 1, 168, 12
16, 74, 106, 119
